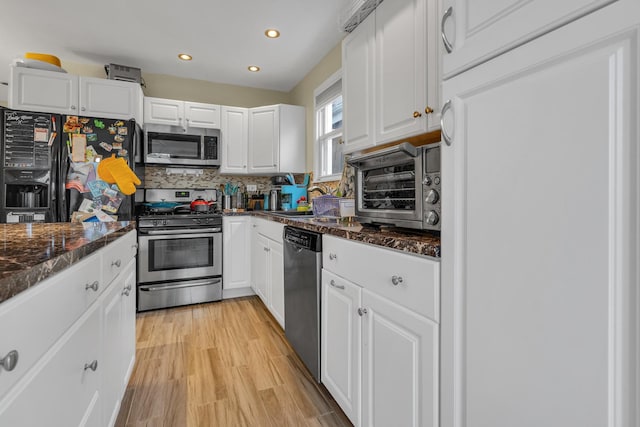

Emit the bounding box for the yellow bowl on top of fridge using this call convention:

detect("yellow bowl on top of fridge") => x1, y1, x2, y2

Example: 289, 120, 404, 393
24, 52, 61, 67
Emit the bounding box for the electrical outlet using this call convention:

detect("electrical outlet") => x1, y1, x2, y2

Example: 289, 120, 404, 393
246, 184, 257, 192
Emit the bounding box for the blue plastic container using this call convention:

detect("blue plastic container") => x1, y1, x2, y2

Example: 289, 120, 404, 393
280, 185, 307, 210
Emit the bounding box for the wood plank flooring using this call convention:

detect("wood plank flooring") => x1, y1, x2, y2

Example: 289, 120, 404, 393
116, 296, 352, 427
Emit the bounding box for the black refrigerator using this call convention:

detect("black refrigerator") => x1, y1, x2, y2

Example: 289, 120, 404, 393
0, 107, 140, 223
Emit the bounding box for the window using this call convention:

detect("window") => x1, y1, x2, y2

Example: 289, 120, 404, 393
314, 70, 343, 182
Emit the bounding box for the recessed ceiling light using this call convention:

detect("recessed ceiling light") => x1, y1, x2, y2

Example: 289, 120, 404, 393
178, 53, 192, 61
248, 65, 260, 72
265, 29, 280, 38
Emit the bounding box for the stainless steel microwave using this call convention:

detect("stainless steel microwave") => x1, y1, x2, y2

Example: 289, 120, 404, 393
143, 124, 221, 166
348, 142, 441, 231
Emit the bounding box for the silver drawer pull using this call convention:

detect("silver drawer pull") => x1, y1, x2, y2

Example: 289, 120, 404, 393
391, 275, 404, 286
0, 350, 19, 372
111, 259, 122, 268
84, 360, 98, 372
132, 243, 139, 250
330, 280, 345, 290
122, 284, 132, 296
85, 281, 99, 292
329, 253, 337, 260
357, 307, 368, 316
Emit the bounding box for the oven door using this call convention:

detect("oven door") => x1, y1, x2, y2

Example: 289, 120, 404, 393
138, 229, 222, 283
349, 142, 423, 228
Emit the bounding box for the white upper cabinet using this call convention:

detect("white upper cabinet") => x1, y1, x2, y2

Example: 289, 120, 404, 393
342, 0, 440, 154
440, 0, 617, 79
144, 97, 183, 126
220, 106, 249, 173
9, 66, 143, 122
144, 97, 221, 130
440, 2, 639, 426
375, 0, 440, 143
248, 104, 305, 174
248, 105, 279, 174
342, 13, 375, 154
184, 101, 221, 129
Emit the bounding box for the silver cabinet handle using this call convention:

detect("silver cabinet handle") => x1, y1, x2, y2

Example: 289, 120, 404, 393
84, 360, 98, 372
357, 307, 368, 316
81, 107, 86, 112
391, 275, 404, 286
264, 247, 270, 252
329, 253, 337, 260
85, 280, 99, 292
122, 283, 132, 296
441, 99, 453, 146
70, 105, 76, 110
111, 259, 122, 268
0, 350, 19, 372
330, 280, 345, 290
132, 243, 139, 250
441, 6, 454, 53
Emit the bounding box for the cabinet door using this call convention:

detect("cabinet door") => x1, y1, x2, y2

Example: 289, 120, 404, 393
220, 106, 248, 173
374, 0, 427, 144
222, 216, 251, 290
361, 289, 438, 427
441, 0, 617, 78
143, 97, 184, 127
342, 13, 375, 154
268, 240, 285, 328
441, 3, 639, 426
101, 259, 136, 427
321, 269, 362, 427
9, 66, 78, 114
184, 101, 221, 129
248, 106, 279, 174
251, 233, 269, 304
79, 77, 138, 120
0, 304, 102, 427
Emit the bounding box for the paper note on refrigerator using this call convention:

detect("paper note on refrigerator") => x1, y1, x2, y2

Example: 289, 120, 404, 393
71, 134, 87, 162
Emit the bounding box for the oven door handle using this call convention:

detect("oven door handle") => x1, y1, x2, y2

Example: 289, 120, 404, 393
139, 278, 222, 292
141, 227, 221, 235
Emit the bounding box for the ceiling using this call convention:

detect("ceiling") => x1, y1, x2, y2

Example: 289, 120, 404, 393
0, 0, 349, 100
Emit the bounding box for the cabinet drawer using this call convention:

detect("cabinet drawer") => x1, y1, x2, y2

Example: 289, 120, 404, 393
0, 303, 101, 426
102, 230, 137, 285
323, 235, 439, 322
0, 251, 102, 400
253, 217, 284, 242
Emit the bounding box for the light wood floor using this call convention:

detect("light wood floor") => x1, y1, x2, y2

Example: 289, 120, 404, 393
115, 296, 353, 427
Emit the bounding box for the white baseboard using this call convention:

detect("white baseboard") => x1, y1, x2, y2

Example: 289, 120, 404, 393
222, 286, 256, 300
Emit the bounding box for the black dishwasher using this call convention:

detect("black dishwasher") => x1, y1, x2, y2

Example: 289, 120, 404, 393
283, 226, 322, 382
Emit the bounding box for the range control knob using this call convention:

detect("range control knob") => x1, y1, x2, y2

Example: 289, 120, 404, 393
195, 218, 202, 224
425, 210, 440, 226
434, 175, 441, 185
423, 176, 432, 186
425, 189, 439, 204
162, 220, 168, 225
153, 220, 158, 226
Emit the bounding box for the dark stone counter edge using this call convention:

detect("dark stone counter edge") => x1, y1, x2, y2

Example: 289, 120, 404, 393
229, 211, 441, 259
0, 222, 136, 304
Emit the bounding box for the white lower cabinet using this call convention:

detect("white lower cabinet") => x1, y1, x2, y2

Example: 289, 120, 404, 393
0, 230, 137, 427
321, 270, 362, 426
250, 217, 285, 328
102, 259, 136, 427
222, 216, 253, 298
321, 235, 439, 427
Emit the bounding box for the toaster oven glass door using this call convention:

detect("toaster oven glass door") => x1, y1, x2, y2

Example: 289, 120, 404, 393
361, 161, 417, 211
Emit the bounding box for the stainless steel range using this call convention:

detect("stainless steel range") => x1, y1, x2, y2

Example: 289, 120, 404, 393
137, 188, 222, 311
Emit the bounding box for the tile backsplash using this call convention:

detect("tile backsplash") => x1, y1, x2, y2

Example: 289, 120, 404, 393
143, 166, 273, 193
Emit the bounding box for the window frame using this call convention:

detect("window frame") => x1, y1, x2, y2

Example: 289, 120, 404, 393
313, 69, 343, 183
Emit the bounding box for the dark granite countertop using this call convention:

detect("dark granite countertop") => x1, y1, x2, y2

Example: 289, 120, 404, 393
236, 211, 441, 259
0, 222, 136, 304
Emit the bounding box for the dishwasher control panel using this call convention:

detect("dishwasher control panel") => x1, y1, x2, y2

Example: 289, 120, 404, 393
283, 226, 322, 251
